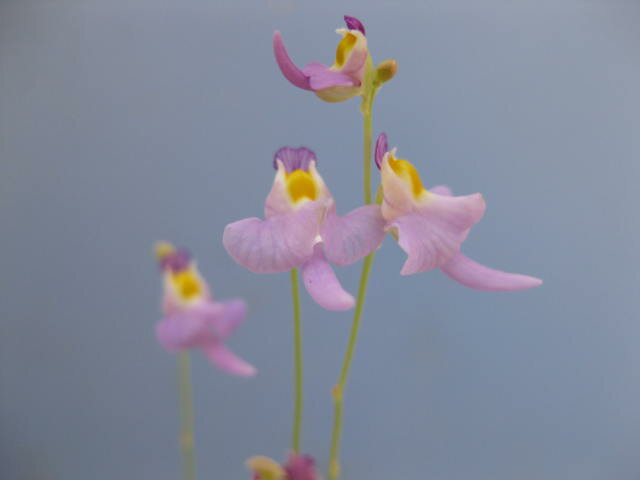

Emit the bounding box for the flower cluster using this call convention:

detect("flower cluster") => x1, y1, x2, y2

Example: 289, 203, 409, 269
151, 14, 541, 480
154, 242, 255, 377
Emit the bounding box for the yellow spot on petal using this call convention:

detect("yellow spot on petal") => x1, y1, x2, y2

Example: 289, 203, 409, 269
286, 170, 318, 203
388, 155, 426, 198
170, 269, 202, 301
154, 241, 175, 260
246, 456, 285, 480
334, 32, 357, 68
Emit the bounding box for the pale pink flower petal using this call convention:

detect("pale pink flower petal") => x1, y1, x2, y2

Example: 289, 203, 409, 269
388, 193, 486, 275
301, 244, 355, 311
430, 184, 541, 290
204, 342, 256, 377
321, 204, 386, 266
302, 62, 355, 90
223, 201, 325, 273
429, 185, 453, 196
213, 299, 247, 339
156, 303, 217, 351
441, 253, 542, 291
273, 31, 312, 91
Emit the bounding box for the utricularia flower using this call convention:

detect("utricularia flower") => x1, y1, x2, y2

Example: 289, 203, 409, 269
273, 15, 396, 103
247, 453, 321, 480
154, 242, 256, 376
223, 147, 384, 311
375, 133, 542, 290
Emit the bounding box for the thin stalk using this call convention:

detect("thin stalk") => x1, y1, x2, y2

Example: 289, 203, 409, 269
177, 352, 196, 480
290, 268, 304, 453
328, 82, 378, 480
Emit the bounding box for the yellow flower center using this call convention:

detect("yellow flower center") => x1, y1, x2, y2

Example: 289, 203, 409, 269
334, 32, 357, 68
286, 170, 318, 203
171, 270, 202, 301
388, 155, 426, 198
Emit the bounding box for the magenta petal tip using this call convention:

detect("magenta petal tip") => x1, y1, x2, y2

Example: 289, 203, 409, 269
375, 132, 388, 170
273, 31, 312, 91
344, 15, 366, 35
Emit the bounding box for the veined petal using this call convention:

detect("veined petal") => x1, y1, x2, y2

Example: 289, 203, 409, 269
302, 62, 355, 90
388, 193, 486, 275
213, 299, 247, 339
273, 146, 318, 173
301, 244, 354, 311
441, 253, 543, 291
321, 204, 385, 266
224, 201, 324, 273
273, 31, 312, 91
204, 342, 256, 377
156, 303, 218, 351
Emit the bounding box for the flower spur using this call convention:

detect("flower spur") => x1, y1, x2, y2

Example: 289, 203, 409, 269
154, 242, 256, 376
223, 147, 385, 310
375, 133, 542, 290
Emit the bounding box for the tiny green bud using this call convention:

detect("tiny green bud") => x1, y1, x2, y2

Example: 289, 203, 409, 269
375, 59, 398, 83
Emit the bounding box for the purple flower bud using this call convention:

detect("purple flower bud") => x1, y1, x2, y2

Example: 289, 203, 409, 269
344, 15, 366, 36
375, 132, 388, 170
159, 248, 192, 272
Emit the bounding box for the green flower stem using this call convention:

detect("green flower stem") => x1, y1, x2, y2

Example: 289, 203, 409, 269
290, 268, 304, 453
328, 69, 379, 480
328, 251, 375, 480
177, 352, 196, 480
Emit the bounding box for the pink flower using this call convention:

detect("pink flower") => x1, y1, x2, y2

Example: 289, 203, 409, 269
154, 242, 256, 376
273, 16, 369, 103
375, 134, 542, 290
246, 453, 322, 480
223, 147, 385, 311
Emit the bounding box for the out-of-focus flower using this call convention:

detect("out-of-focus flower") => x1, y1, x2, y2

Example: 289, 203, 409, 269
223, 147, 385, 310
375, 134, 542, 290
273, 16, 378, 102
247, 453, 322, 480
154, 242, 256, 376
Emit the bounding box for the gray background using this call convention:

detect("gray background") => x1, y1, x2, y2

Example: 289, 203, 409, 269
1, 1, 639, 479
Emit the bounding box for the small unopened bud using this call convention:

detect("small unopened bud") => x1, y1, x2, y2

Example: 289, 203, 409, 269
375, 59, 398, 84
154, 241, 175, 261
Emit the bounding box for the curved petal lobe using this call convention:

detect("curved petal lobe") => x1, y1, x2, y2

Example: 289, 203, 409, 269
224, 201, 324, 273
429, 185, 452, 196
322, 205, 385, 266
441, 253, 543, 291
301, 244, 354, 311
388, 193, 485, 275
214, 299, 247, 339
302, 62, 355, 90
273, 31, 312, 90
204, 342, 256, 377
156, 303, 218, 351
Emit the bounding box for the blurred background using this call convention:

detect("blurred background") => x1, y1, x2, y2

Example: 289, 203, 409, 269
1, 0, 639, 479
